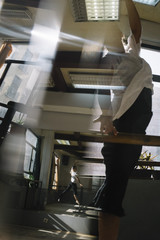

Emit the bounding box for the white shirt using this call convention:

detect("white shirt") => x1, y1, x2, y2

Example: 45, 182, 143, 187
70, 169, 77, 183
110, 34, 153, 120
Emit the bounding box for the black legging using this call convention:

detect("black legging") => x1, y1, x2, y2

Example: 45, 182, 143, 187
94, 87, 152, 217
60, 182, 77, 196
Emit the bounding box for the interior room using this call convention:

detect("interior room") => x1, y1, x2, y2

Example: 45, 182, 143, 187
0, 0, 160, 239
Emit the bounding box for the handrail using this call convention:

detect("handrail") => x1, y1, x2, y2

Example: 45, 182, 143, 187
5, 59, 39, 65
137, 160, 160, 167
55, 132, 160, 147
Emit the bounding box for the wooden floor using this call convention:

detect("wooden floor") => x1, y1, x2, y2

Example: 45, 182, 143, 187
0, 225, 98, 240
45, 202, 99, 217
0, 203, 98, 240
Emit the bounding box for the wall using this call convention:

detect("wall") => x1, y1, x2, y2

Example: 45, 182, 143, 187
119, 179, 160, 240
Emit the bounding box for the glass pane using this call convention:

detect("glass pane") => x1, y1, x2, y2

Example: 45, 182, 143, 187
142, 82, 160, 163
133, 0, 159, 6
140, 48, 160, 75
92, 176, 104, 190
0, 63, 40, 104
24, 143, 32, 172
0, 106, 7, 124
26, 129, 37, 148
6, 75, 22, 99
30, 149, 36, 172
12, 112, 27, 125
9, 44, 39, 62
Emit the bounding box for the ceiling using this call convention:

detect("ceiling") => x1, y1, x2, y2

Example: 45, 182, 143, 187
1, 0, 160, 164
2, 0, 160, 49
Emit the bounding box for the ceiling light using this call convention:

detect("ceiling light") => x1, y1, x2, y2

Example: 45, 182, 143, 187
133, 0, 160, 6
70, 72, 125, 90
70, 72, 113, 85
70, 0, 120, 22
73, 83, 125, 90
56, 140, 70, 145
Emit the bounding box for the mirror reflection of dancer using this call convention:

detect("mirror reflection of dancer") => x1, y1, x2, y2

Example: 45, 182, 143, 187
58, 165, 83, 205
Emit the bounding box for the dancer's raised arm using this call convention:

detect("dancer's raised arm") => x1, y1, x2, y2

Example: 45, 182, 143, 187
125, 0, 142, 43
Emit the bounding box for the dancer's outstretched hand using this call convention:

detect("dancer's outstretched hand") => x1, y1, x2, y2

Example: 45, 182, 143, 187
93, 115, 118, 135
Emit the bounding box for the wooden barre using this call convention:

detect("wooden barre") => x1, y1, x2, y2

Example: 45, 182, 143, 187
137, 160, 160, 167
101, 133, 160, 146
55, 132, 160, 147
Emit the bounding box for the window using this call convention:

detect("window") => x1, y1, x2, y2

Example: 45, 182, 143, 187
0, 43, 40, 106
18, 49, 33, 73
6, 75, 22, 99
92, 176, 104, 191
9, 44, 39, 62
134, 0, 159, 6
24, 129, 40, 180
140, 46, 160, 164
0, 106, 7, 124
51, 155, 60, 190
140, 47, 160, 76
142, 82, 160, 165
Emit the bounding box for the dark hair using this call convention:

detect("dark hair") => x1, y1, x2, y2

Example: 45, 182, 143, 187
122, 36, 128, 45
72, 165, 77, 170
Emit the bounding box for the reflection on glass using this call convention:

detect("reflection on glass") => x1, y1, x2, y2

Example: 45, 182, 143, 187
30, 149, 36, 172
0, 63, 40, 105
0, 106, 7, 124
24, 129, 39, 179
26, 129, 37, 148
24, 143, 32, 172
140, 48, 160, 75
10, 44, 39, 62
